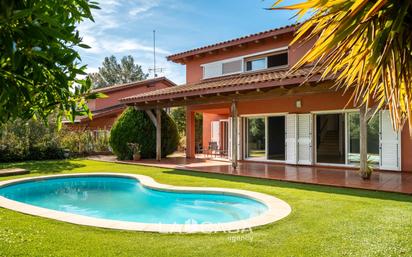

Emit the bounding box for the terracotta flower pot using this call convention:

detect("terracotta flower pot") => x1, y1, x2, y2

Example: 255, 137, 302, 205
360, 171, 372, 180
133, 153, 141, 161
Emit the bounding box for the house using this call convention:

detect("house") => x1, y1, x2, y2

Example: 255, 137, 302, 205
120, 24, 412, 173
66, 77, 177, 130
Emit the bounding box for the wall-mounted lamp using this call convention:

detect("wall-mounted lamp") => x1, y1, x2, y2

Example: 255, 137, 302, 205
296, 100, 302, 108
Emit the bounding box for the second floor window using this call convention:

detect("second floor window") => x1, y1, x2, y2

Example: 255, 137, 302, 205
246, 58, 266, 71
202, 49, 289, 79
246, 52, 288, 72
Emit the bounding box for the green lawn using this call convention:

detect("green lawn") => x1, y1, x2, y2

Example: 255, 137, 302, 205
0, 159, 411, 257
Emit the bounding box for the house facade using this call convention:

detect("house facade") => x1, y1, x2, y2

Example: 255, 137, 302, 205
66, 77, 176, 130
121, 25, 412, 172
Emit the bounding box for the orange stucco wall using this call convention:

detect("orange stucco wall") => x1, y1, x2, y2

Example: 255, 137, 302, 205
68, 81, 172, 130
66, 110, 123, 131
184, 33, 316, 84
88, 81, 171, 111
202, 113, 229, 150
187, 91, 412, 172
401, 126, 412, 172
181, 29, 412, 172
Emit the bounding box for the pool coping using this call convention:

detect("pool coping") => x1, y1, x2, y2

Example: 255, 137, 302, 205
0, 173, 291, 233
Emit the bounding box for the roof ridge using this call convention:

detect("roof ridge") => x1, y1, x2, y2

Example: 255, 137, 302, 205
167, 23, 299, 61
91, 77, 176, 93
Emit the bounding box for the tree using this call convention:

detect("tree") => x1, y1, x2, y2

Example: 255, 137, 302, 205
89, 55, 148, 88
170, 107, 186, 136
170, 107, 203, 150
109, 107, 179, 160
270, 0, 412, 131
0, 0, 102, 125
271, 0, 411, 176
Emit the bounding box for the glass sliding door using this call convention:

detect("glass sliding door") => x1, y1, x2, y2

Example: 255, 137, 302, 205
316, 113, 346, 164
347, 112, 380, 165
245, 117, 266, 159
267, 116, 285, 161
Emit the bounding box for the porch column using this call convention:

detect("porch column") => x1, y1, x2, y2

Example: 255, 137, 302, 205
186, 108, 196, 158
359, 106, 367, 173
155, 108, 162, 161
145, 109, 162, 161
231, 100, 238, 169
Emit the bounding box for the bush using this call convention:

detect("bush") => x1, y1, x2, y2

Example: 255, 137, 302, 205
0, 118, 64, 162
59, 128, 110, 155
109, 107, 179, 160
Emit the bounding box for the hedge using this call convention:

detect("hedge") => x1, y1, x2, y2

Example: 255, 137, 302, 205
109, 107, 179, 160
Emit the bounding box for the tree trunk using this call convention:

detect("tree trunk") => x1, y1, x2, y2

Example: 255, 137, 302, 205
155, 109, 162, 161
359, 106, 368, 177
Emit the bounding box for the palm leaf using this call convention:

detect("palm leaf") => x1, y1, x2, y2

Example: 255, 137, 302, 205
271, 0, 412, 132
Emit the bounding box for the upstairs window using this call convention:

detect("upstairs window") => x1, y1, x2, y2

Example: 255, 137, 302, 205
246, 51, 288, 72
246, 58, 266, 71
222, 59, 242, 75
267, 52, 288, 68
202, 48, 289, 79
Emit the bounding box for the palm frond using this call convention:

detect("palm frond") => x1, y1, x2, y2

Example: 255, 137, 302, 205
271, 0, 412, 132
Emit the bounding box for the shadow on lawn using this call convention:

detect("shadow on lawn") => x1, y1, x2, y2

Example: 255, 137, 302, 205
0, 160, 85, 175
164, 169, 412, 203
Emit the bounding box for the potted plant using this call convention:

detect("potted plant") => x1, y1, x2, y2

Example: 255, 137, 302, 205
359, 157, 374, 180
127, 143, 141, 161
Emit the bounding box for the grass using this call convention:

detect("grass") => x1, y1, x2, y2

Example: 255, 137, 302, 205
0, 159, 411, 257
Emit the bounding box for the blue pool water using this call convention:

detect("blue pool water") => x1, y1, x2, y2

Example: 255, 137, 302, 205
0, 176, 267, 224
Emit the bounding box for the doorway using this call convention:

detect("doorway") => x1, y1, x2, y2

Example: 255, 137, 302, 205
267, 116, 285, 161
316, 113, 346, 164
245, 117, 266, 160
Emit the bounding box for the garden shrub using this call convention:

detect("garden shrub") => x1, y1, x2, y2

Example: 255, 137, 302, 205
0, 118, 111, 162
0, 118, 64, 162
109, 107, 179, 160
59, 128, 110, 155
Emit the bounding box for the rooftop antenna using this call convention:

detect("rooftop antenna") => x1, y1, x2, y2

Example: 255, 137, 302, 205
149, 30, 165, 78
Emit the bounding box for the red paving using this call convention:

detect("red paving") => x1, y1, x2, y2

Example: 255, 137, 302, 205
90, 156, 412, 194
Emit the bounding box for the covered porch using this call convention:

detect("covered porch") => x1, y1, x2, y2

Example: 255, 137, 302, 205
90, 155, 412, 194
119, 67, 412, 176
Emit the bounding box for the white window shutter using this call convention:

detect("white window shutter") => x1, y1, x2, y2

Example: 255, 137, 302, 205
237, 117, 241, 160
379, 110, 401, 171
203, 63, 222, 79
286, 114, 297, 164
211, 121, 220, 147
228, 118, 232, 160
297, 114, 313, 165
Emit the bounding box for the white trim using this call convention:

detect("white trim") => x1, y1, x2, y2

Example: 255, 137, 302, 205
314, 112, 346, 166
311, 109, 358, 114
243, 114, 287, 162
379, 110, 402, 171
200, 46, 289, 67
0, 173, 291, 233
240, 112, 288, 118
244, 116, 266, 161
200, 46, 289, 79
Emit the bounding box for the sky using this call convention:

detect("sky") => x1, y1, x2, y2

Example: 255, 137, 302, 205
77, 0, 300, 85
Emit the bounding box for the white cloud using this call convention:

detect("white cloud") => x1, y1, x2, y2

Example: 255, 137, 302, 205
81, 37, 171, 55
78, 0, 186, 84
128, 0, 159, 16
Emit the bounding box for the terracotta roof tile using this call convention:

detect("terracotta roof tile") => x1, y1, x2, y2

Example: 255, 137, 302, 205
167, 24, 298, 62
91, 77, 176, 94
120, 67, 325, 104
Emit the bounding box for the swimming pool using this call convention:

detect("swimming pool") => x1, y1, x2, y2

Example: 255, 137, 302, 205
0, 173, 291, 232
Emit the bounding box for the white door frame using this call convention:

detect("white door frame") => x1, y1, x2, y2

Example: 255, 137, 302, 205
241, 113, 287, 163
